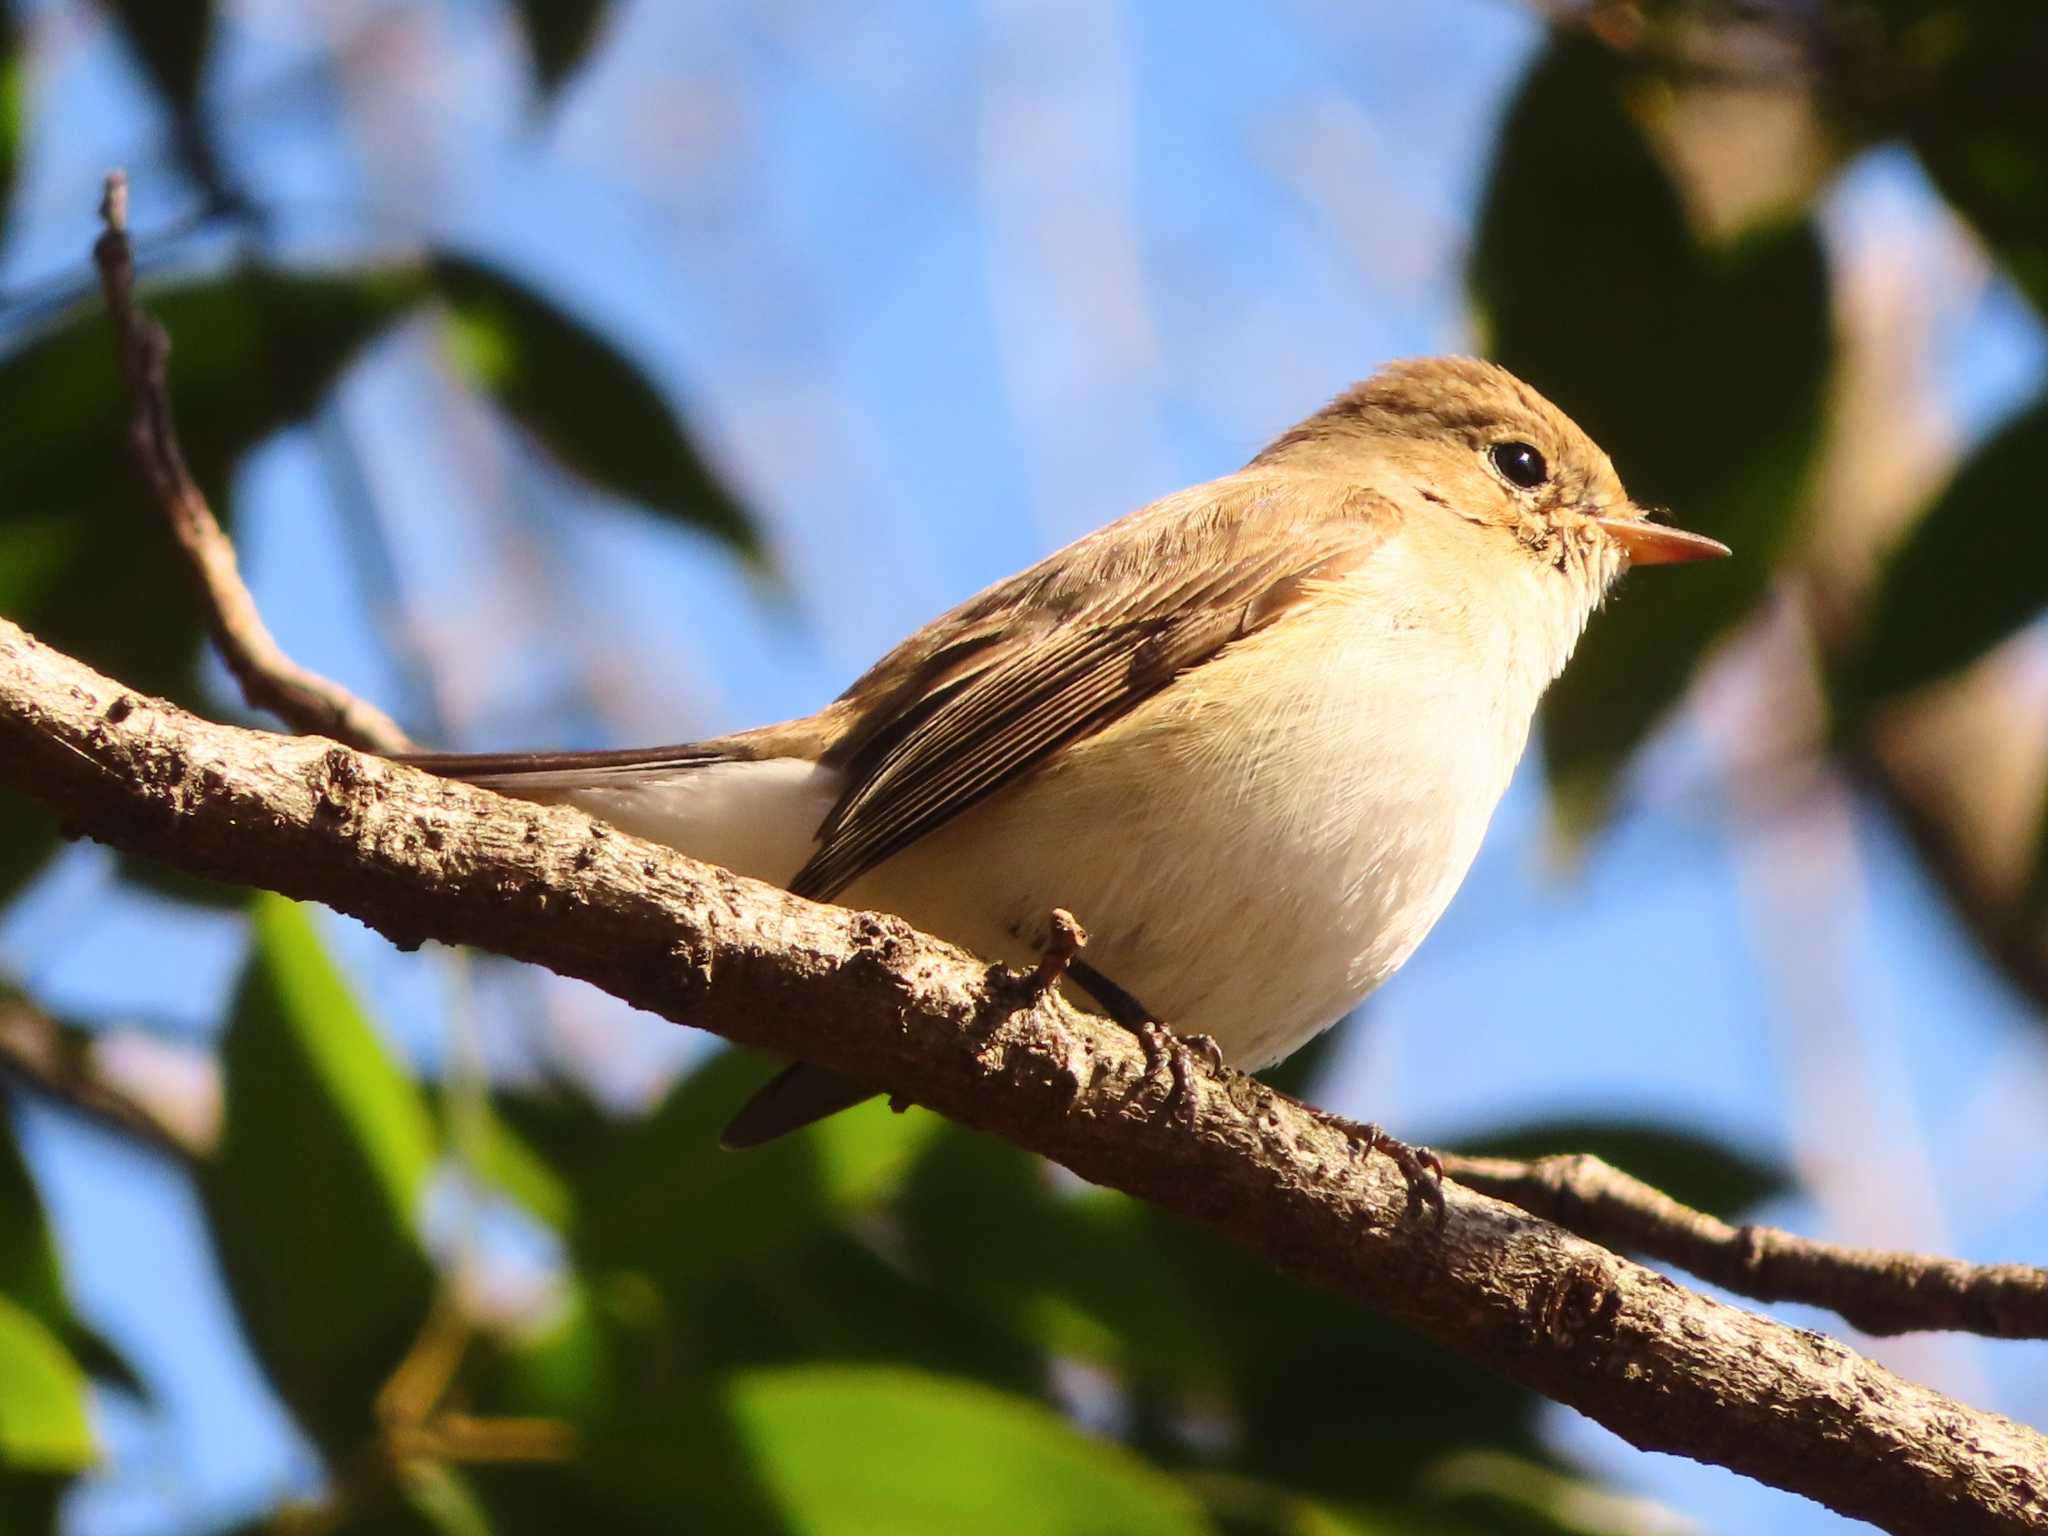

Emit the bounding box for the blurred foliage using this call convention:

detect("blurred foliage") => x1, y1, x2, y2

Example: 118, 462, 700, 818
509, 0, 614, 101
432, 255, 761, 561
1875, 0, 2048, 314
1829, 385, 2048, 721
1473, 33, 1832, 829
202, 896, 439, 1460
0, 1, 2043, 1532
100, 0, 212, 118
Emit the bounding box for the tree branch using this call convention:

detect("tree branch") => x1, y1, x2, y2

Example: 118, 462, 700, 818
1440, 1150, 2048, 1339
1, 618, 2044, 1535
89, 169, 413, 755
0, 991, 202, 1160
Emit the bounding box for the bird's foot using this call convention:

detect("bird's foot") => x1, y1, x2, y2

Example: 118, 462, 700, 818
1334, 1117, 1446, 1226
1122, 1021, 1226, 1129
978, 910, 1092, 1109
1029, 908, 1089, 995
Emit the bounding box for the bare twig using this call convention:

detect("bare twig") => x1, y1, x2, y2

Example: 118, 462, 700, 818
89, 169, 413, 755
0, 992, 202, 1160
2, 620, 2044, 1535
1440, 1150, 2048, 1339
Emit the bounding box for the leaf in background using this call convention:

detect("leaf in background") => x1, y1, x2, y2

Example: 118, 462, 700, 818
570, 1046, 936, 1292
0, 1101, 144, 1399
1470, 35, 1831, 831
201, 894, 438, 1460
893, 1128, 1538, 1502
1190, 1472, 1531, 1536
462, 1281, 785, 1535
101, 0, 212, 114
430, 254, 760, 560
724, 1366, 1216, 1535
897, 1126, 1214, 1381
558, 1050, 1030, 1387
0, 788, 57, 910
1453, 1117, 1787, 1221
1423, 1449, 1698, 1536
0, 1472, 65, 1536
0, 265, 427, 706
438, 1093, 574, 1233
509, 0, 611, 101
0, 6, 26, 245
1829, 386, 2048, 722
100, 0, 230, 204
0, 1294, 92, 1474
1895, 0, 2048, 315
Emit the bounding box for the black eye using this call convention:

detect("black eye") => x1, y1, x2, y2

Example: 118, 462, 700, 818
1490, 441, 1548, 489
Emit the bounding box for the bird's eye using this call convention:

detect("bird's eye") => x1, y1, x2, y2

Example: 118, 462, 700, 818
1490, 441, 1548, 490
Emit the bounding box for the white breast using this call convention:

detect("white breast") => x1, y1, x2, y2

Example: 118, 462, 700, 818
843, 526, 1589, 1067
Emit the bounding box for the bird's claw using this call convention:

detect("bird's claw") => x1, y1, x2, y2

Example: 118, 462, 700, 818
1122, 1022, 1224, 1128
1341, 1119, 1446, 1227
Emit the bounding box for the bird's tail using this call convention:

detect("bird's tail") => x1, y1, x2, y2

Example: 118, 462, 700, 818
398, 741, 841, 889
402, 741, 877, 1144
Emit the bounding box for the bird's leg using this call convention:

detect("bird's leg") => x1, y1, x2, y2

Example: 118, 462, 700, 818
1301, 1097, 1445, 1226
1072, 959, 1223, 1128
981, 909, 1093, 1107
1030, 908, 1089, 994
1259, 1084, 1443, 1223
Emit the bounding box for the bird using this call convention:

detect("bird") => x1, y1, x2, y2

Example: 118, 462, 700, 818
407, 357, 1727, 1154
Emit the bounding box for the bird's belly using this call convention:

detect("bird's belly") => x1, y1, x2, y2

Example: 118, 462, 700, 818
842, 615, 1530, 1067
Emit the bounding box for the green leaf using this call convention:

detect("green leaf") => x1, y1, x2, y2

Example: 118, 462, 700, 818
1470, 35, 1830, 830
1454, 1118, 1787, 1222
894, 1129, 1538, 1499
1896, 1, 2048, 315
560, 1051, 1035, 1386
0, 1469, 66, 1536
571, 1046, 937, 1294
101, 0, 213, 113
724, 1366, 1216, 1535
0, 789, 57, 910
1189, 1472, 1499, 1536
436, 1090, 574, 1232
0, 265, 428, 705
430, 254, 759, 559
395, 1462, 494, 1536
0, 12, 27, 246
509, 0, 611, 100
0, 1295, 92, 1474
201, 894, 438, 1459
1423, 1449, 1695, 1536
0, 1087, 144, 1399
1830, 387, 2048, 721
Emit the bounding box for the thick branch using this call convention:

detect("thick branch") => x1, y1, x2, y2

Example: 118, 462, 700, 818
89, 170, 412, 755
1, 618, 2044, 1535
1441, 1151, 2048, 1339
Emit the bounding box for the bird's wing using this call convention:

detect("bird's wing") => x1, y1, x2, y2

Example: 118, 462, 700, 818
791, 477, 1397, 900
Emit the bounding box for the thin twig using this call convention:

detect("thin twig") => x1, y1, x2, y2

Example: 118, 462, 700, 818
89, 169, 413, 755
0, 994, 203, 1161
1439, 1150, 2048, 1339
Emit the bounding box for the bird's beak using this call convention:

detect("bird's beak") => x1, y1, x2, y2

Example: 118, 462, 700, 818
1588, 510, 1731, 566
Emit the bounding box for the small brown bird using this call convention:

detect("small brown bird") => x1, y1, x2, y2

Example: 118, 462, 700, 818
412, 358, 1726, 1146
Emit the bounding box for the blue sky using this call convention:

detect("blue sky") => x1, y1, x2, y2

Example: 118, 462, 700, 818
2, 3, 2044, 1533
